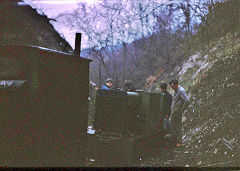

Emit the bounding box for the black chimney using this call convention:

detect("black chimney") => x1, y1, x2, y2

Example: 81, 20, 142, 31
74, 33, 82, 57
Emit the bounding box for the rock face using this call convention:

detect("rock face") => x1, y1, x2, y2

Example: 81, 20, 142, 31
180, 38, 240, 167
141, 33, 240, 167
0, 0, 72, 53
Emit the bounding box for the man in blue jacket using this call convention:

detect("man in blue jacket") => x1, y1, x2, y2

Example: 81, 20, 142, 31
169, 79, 190, 147
101, 78, 114, 90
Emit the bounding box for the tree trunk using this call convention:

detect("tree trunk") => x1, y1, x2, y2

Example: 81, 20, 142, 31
123, 42, 127, 86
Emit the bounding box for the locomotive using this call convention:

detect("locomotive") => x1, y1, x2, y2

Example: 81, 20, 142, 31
1, 34, 171, 167
0, 34, 91, 167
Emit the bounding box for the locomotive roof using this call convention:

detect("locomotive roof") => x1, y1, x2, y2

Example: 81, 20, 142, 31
0, 44, 92, 62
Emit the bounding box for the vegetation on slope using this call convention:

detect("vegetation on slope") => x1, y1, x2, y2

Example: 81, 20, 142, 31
182, 34, 239, 167
140, 31, 240, 167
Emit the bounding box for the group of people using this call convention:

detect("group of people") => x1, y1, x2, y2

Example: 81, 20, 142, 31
101, 78, 190, 148
101, 78, 135, 92
159, 80, 190, 147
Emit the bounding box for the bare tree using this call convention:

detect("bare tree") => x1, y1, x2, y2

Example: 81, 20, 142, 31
54, 0, 234, 89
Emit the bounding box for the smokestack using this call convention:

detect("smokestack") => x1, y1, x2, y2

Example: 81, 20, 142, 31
74, 33, 82, 57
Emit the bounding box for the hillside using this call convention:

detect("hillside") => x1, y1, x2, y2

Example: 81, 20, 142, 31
140, 32, 240, 167
0, 1, 72, 52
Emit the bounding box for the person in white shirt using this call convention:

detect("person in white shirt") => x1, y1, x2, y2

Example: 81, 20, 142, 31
169, 79, 190, 147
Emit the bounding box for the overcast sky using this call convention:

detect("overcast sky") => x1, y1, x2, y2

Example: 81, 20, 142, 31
23, 0, 184, 50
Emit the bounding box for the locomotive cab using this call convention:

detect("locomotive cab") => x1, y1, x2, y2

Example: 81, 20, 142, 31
0, 45, 91, 167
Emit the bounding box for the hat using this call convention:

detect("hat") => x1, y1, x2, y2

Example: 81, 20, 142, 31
106, 78, 113, 83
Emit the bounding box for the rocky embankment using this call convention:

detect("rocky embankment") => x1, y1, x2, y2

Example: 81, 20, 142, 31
141, 33, 240, 167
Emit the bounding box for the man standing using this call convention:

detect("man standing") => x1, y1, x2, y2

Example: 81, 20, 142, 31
123, 80, 136, 92
159, 83, 172, 130
169, 80, 190, 147
101, 78, 114, 90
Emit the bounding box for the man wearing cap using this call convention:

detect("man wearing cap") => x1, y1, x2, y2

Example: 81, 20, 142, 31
169, 79, 190, 147
101, 78, 114, 90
